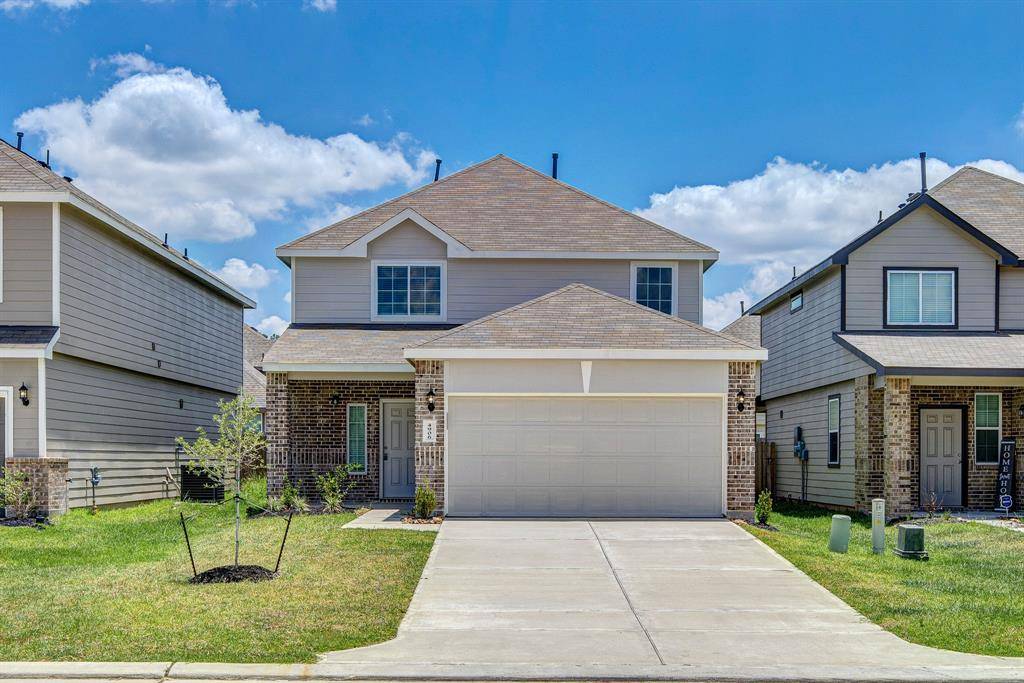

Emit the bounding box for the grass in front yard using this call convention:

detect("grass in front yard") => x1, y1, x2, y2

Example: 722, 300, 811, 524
747, 503, 1024, 657
0, 480, 434, 663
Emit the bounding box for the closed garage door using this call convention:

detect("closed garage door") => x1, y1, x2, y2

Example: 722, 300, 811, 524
447, 396, 723, 517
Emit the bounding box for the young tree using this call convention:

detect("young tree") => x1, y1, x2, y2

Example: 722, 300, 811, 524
176, 394, 266, 566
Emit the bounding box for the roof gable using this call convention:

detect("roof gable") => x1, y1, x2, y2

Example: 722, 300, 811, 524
278, 155, 717, 259
930, 166, 1024, 258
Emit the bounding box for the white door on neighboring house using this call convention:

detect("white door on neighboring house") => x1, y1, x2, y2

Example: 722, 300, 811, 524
382, 401, 416, 498
919, 407, 963, 507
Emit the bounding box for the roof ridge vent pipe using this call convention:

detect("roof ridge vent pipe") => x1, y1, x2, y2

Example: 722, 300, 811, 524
163, 233, 169, 248
919, 151, 927, 194
551, 152, 558, 179
434, 158, 442, 182
740, 300, 745, 315
16, 132, 23, 150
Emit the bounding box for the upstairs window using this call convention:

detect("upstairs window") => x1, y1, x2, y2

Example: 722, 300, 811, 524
790, 291, 803, 313
886, 269, 955, 326
975, 393, 1000, 465
372, 261, 445, 320
631, 262, 677, 315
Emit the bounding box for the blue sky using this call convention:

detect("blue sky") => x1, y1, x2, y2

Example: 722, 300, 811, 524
2, 0, 1022, 331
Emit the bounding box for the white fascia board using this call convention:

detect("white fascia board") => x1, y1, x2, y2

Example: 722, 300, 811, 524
404, 347, 768, 361
276, 247, 719, 261
338, 209, 471, 258
0, 191, 69, 203
261, 362, 414, 373
0, 347, 47, 359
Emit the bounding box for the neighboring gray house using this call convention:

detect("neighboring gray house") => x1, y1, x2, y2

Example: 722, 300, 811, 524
242, 324, 274, 416
743, 163, 1023, 517
0, 138, 255, 513
265, 154, 766, 517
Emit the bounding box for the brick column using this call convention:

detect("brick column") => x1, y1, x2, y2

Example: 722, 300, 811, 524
3, 457, 68, 518
883, 376, 914, 517
727, 361, 757, 518
265, 372, 289, 498
414, 360, 445, 513
854, 375, 885, 512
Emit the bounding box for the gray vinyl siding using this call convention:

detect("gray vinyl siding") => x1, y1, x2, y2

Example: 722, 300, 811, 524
677, 260, 701, 323
1000, 266, 1024, 330
367, 219, 446, 259
56, 207, 243, 394
293, 256, 371, 323
760, 268, 871, 400
766, 380, 855, 508
0, 358, 40, 456
845, 205, 998, 331
47, 353, 230, 508
0, 202, 52, 325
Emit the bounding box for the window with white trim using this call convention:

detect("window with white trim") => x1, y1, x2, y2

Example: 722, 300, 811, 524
974, 393, 1000, 465
372, 261, 444, 320
347, 403, 367, 474
790, 291, 803, 313
886, 269, 955, 326
827, 395, 841, 467
631, 262, 676, 315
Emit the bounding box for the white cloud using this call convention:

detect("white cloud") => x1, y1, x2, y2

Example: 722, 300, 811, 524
283, 291, 292, 305
354, 114, 375, 127
634, 156, 1024, 330
1, 0, 88, 12
1016, 105, 1024, 138
15, 55, 434, 243
302, 202, 361, 232
303, 0, 335, 11
214, 258, 277, 294
256, 315, 289, 337
90, 52, 164, 78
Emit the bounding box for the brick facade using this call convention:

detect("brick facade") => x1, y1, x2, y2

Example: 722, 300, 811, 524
882, 376, 915, 516
853, 376, 885, 511
3, 457, 69, 518
264, 373, 414, 500
414, 360, 445, 513
726, 361, 757, 517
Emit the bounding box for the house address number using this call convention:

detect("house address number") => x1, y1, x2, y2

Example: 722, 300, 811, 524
422, 418, 437, 444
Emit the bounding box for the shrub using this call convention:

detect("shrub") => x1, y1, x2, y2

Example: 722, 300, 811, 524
754, 490, 773, 525
279, 481, 309, 513
316, 464, 360, 514
0, 469, 36, 519
414, 486, 436, 519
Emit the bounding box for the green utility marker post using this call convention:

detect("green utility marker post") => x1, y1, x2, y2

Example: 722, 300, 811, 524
829, 514, 851, 553
871, 499, 885, 554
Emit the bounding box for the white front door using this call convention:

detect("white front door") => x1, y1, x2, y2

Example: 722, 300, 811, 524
446, 396, 724, 517
382, 401, 416, 498
919, 407, 963, 507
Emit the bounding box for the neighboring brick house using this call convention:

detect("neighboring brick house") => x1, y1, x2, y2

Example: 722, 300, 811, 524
739, 161, 1024, 517
263, 154, 766, 517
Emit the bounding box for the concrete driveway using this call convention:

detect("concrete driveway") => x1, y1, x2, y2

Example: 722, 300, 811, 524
322, 519, 1024, 680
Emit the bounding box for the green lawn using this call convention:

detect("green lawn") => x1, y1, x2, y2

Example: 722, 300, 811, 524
747, 503, 1024, 657
0, 480, 435, 663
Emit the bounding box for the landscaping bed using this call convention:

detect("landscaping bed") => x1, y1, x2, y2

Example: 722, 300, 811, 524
746, 502, 1024, 657
0, 478, 434, 663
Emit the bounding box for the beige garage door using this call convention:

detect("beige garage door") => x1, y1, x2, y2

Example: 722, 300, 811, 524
447, 396, 724, 517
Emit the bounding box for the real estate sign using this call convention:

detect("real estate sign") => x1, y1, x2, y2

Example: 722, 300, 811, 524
996, 438, 1016, 512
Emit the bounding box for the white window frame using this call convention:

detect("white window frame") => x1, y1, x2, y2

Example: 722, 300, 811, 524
629, 261, 678, 316
346, 402, 368, 475
827, 395, 841, 467
370, 259, 447, 322
0, 386, 12, 458
885, 269, 956, 326
974, 392, 1001, 466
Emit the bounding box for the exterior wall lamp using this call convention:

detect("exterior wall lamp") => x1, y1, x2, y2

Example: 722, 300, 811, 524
328, 392, 342, 406
736, 389, 747, 413
426, 387, 437, 413
18, 383, 29, 406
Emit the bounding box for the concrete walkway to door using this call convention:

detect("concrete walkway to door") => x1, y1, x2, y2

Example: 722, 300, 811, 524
318, 518, 1024, 681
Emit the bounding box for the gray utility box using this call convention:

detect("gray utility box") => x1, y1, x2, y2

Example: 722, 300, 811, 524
894, 524, 928, 560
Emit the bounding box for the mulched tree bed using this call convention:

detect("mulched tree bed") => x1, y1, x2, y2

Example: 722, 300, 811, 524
189, 565, 278, 584
1, 517, 40, 528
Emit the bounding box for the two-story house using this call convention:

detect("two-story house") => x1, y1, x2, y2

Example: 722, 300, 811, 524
743, 161, 1023, 517
264, 154, 766, 518
0, 138, 255, 514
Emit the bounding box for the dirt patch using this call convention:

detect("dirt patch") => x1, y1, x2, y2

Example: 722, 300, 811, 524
734, 519, 779, 532
189, 564, 278, 584
402, 516, 443, 525
0, 517, 40, 528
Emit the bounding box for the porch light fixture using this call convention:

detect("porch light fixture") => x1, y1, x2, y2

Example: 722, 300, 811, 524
736, 389, 747, 413
426, 387, 437, 413
1019, 402, 1024, 420
328, 392, 342, 407
18, 383, 29, 406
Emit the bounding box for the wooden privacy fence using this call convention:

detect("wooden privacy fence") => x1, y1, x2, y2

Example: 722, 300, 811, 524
755, 440, 777, 498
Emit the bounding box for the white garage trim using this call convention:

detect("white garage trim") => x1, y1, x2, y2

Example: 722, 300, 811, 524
406, 348, 767, 361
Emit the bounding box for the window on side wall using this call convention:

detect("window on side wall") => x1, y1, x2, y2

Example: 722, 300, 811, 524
372, 261, 445, 321
885, 269, 955, 327
631, 262, 677, 315
827, 395, 840, 467
790, 290, 803, 313
347, 403, 367, 474
975, 393, 1000, 465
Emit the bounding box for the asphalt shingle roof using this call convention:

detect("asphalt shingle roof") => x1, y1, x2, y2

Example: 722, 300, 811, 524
930, 167, 1024, 258
835, 332, 1024, 373
263, 327, 445, 366
412, 283, 762, 351
0, 326, 59, 347
241, 325, 274, 408
720, 315, 761, 348
280, 155, 715, 255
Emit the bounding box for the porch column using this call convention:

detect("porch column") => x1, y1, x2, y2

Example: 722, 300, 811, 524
883, 376, 914, 517
854, 375, 885, 513
726, 361, 757, 518
265, 371, 289, 498
414, 360, 445, 513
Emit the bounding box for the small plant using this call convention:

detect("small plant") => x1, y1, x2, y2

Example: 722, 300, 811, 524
924, 490, 939, 518
0, 469, 36, 519
316, 464, 360, 514
754, 489, 773, 526
414, 486, 437, 520
279, 481, 309, 513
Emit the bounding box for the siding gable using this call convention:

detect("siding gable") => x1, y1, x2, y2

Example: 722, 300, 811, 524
367, 219, 447, 259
